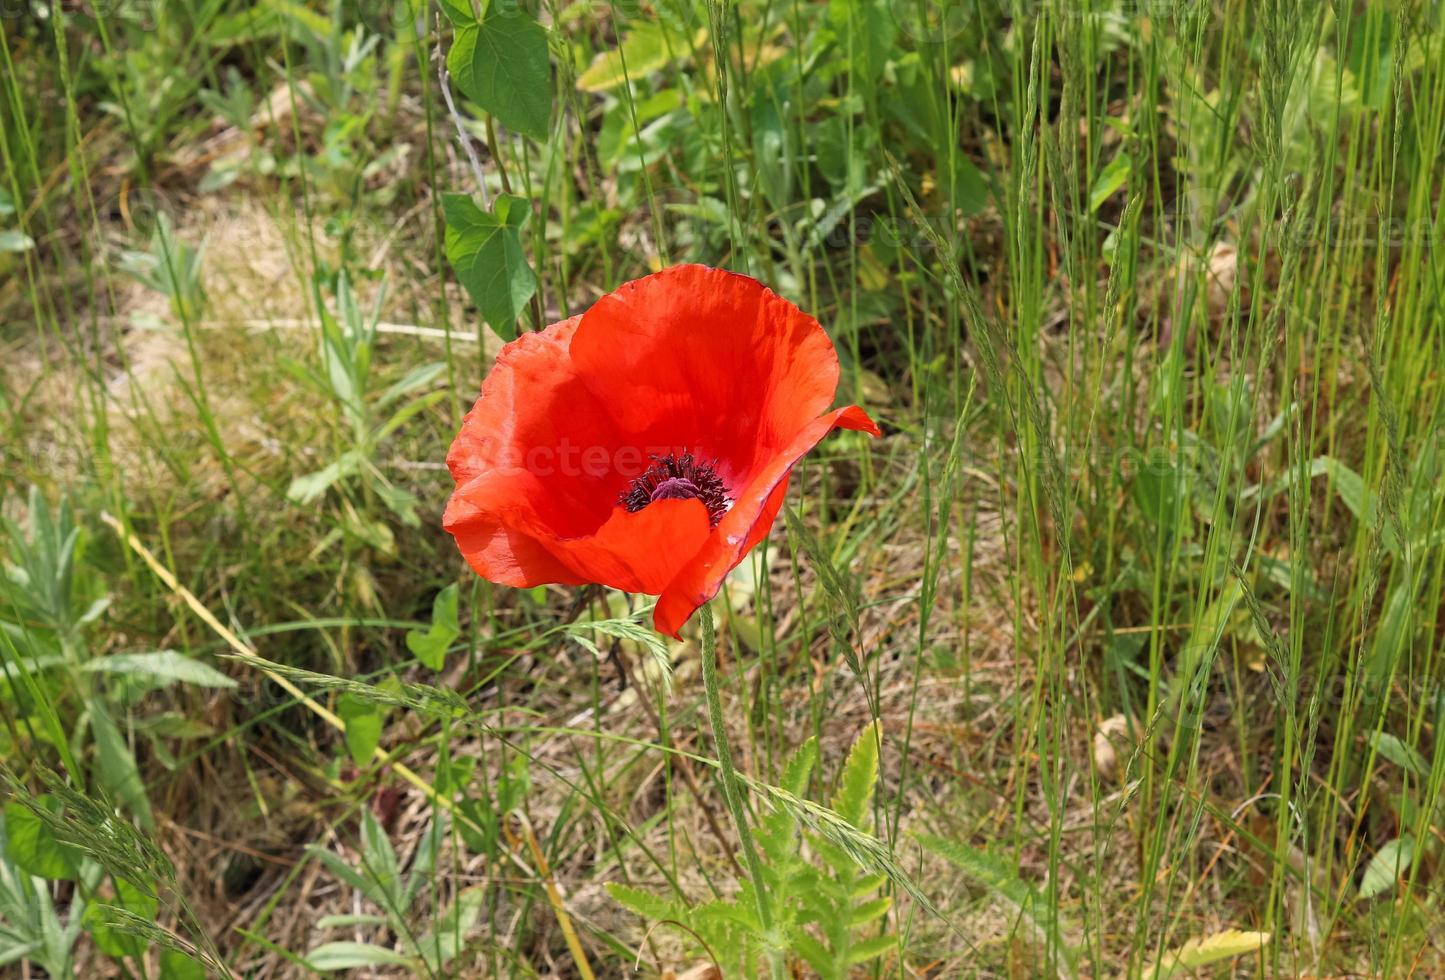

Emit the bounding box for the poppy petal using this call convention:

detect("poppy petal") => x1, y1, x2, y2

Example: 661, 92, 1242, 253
446, 315, 637, 536
652, 404, 878, 638
446, 470, 712, 595
568, 265, 845, 482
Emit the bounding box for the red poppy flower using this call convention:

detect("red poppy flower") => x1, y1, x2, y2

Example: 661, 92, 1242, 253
443, 264, 879, 638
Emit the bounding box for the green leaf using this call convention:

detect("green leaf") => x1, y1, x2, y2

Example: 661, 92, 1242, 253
1359, 835, 1415, 899
1370, 732, 1428, 777
359, 809, 402, 909
443, 193, 536, 340
1145, 929, 1270, 979
89, 703, 153, 830
847, 895, 892, 927
406, 584, 461, 671
338, 694, 383, 766
833, 721, 881, 828
414, 886, 486, 970
781, 736, 818, 798
306, 941, 415, 970
3, 798, 82, 881
288, 452, 362, 505
605, 882, 685, 923
915, 833, 1078, 971
447, 8, 552, 139
376, 362, 445, 411
82, 651, 236, 689
846, 932, 896, 965
577, 22, 672, 92
1089, 151, 1132, 212
436, 0, 474, 27
159, 949, 208, 980
0, 230, 35, 253
86, 878, 159, 959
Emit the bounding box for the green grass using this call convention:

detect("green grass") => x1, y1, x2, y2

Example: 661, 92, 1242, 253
1, 0, 1443, 976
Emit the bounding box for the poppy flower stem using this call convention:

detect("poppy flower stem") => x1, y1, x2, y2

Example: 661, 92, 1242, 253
697, 603, 781, 959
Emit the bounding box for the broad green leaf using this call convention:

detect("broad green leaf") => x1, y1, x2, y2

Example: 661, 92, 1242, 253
1144, 928, 1270, 979
86, 878, 158, 958
337, 694, 383, 766
1089, 151, 1132, 212
443, 193, 536, 341
306, 941, 415, 970
1370, 732, 1428, 777
436, 0, 474, 27
159, 949, 208, 980
359, 809, 402, 909
577, 22, 672, 92
1359, 835, 1415, 899
414, 886, 486, 970
447, 8, 552, 139
82, 651, 236, 689
833, 721, 881, 828
406, 584, 460, 671
89, 703, 153, 830
3, 799, 82, 881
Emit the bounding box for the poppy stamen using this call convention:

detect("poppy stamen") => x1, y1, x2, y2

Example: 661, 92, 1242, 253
620, 452, 730, 527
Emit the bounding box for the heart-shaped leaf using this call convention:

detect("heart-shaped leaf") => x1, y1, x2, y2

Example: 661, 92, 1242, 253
443, 194, 535, 340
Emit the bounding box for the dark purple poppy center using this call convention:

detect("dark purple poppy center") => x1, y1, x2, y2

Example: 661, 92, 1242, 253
620, 452, 730, 527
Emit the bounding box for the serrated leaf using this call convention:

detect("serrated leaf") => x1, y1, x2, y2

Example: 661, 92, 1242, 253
1144, 928, 1270, 979
443, 193, 535, 340
82, 651, 236, 689
846, 932, 896, 965
605, 882, 685, 923
1359, 835, 1415, 899
447, 8, 551, 138
916, 833, 1077, 972
833, 721, 881, 828
781, 737, 818, 797
847, 895, 891, 927
794, 931, 832, 975
406, 584, 461, 671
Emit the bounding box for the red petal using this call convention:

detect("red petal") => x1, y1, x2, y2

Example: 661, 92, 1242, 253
568, 265, 845, 485
446, 469, 712, 594
446, 315, 635, 536
652, 404, 878, 638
